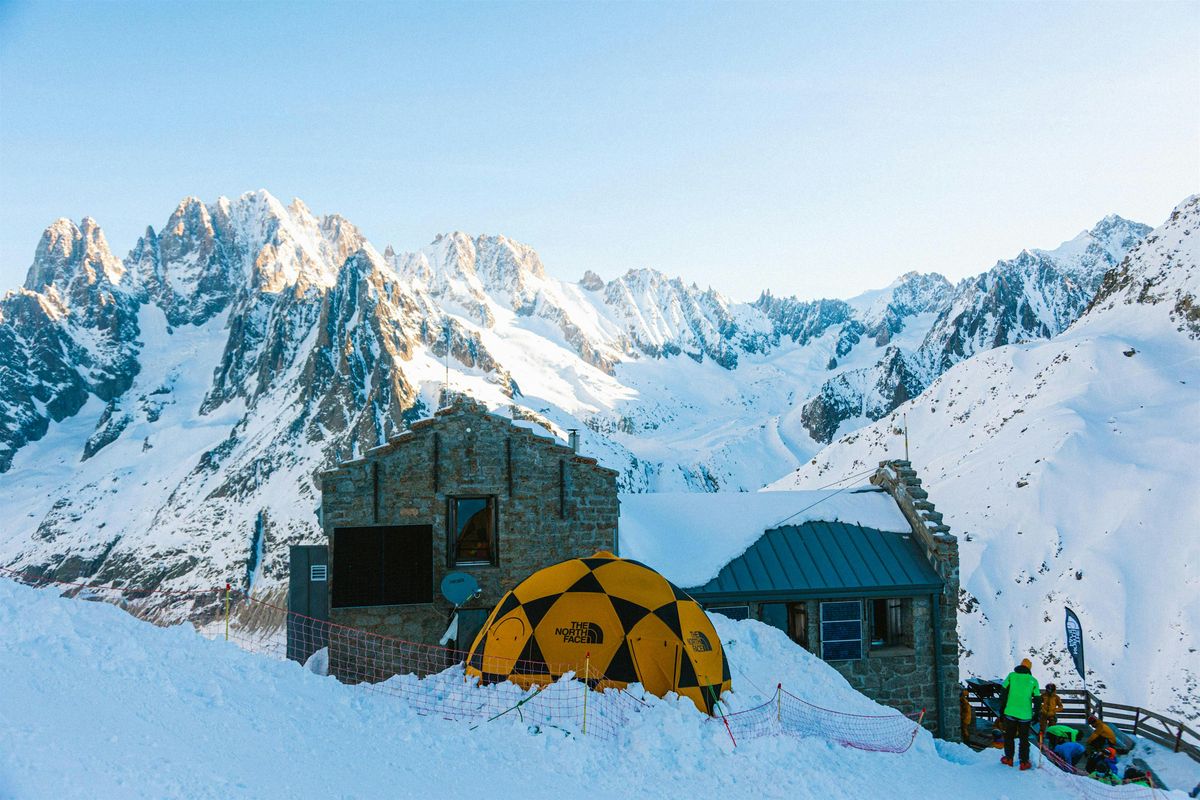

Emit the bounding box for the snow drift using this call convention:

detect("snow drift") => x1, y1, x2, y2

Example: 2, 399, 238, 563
7, 578, 1190, 799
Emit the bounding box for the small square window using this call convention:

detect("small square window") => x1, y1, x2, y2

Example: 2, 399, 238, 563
310, 564, 327, 582
449, 496, 497, 566
869, 597, 914, 653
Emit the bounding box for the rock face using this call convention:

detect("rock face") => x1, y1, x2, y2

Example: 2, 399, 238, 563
0, 219, 141, 472
796, 218, 1151, 444
0, 191, 1156, 622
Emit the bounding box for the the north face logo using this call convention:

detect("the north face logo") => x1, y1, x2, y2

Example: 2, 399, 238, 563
555, 621, 604, 644
687, 630, 713, 652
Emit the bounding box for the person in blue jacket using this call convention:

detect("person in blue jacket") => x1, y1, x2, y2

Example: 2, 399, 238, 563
1054, 740, 1085, 766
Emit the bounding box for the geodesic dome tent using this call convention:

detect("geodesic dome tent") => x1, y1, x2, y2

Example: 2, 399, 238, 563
465, 551, 731, 714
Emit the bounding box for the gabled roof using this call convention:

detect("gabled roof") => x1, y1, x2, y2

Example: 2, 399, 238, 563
684, 520, 943, 602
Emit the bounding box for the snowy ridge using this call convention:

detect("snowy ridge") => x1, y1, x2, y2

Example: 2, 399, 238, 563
0, 190, 1156, 629
771, 197, 1200, 720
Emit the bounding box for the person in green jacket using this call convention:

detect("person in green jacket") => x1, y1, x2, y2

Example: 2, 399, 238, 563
1000, 657, 1041, 770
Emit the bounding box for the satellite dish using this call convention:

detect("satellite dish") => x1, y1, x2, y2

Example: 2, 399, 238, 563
440, 572, 480, 607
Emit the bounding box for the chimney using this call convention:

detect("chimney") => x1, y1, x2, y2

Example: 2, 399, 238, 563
568, 429, 579, 453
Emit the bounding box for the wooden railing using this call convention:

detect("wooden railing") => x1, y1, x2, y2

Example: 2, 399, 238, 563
964, 682, 1199, 764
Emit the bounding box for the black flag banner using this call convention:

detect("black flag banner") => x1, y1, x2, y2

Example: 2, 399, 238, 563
1065, 607, 1086, 683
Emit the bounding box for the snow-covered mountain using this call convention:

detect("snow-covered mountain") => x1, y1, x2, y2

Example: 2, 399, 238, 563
0, 190, 1151, 622
771, 196, 1200, 720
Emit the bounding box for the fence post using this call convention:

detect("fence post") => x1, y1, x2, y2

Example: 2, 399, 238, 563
1132, 708, 1141, 736
224, 582, 230, 641
777, 683, 782, 723
1175, 723, 1184, 753
582, 652, 589, 736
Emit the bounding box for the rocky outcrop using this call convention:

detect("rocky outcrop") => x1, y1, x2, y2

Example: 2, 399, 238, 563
919, 216, 1151, 375
0, 218, 141, 471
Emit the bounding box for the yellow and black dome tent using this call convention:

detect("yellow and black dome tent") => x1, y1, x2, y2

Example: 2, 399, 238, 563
465, 551, 731, 714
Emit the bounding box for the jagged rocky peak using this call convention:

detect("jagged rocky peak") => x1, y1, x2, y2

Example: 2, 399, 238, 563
472, 234, 547, 303
753, 291, 854, 346
855, 271, 954, 346
131, 196, 239, 327
1088, 195, 1199, 335
1020, 213, 1152, 281
579, 270, 605, 291
222, 189, 344, 295
422, 233, 546, 288
429, 231, 478, 278
24, 217, 126, 298
319, 213, 367, 268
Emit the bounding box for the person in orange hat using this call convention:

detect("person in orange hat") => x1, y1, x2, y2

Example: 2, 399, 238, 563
999, 657, 1041, 770
1039, 682, 1064, 727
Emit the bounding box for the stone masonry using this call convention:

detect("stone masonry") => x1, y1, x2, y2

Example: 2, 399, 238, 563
318, 397, 619, 678
868, 458, 962, 740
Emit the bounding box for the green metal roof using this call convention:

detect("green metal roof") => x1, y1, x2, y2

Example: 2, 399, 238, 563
685, 520, 943, 602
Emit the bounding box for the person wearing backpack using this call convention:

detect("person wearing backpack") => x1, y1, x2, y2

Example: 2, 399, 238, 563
999, 657, 1041, 770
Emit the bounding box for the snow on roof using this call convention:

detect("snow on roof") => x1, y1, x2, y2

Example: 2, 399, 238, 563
618, 488, 912, 588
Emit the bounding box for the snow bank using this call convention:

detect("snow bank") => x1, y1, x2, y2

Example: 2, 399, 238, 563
5, 579, 1174, 800
619, 488, 910, 587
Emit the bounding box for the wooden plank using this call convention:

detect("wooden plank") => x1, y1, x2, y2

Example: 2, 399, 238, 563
1104, 702, 1140, 713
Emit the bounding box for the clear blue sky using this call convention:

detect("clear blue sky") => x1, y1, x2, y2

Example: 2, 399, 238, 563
1, 1, 1196, 300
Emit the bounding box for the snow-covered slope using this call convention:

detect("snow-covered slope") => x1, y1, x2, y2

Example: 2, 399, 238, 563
771, 197, 1200, 720
9, 578, 1190, 800
0, 191, 1150, 623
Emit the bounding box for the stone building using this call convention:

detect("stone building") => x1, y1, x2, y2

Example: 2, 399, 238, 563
618, 460, 962, 740
310, 397, 618, 673
293, 398, 961, 738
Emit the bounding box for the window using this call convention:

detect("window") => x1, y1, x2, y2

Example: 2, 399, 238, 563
449, 496, 497, 566
331, 525, 433, 608
707, 605, 750, 621
869, 598, 914, 653
789, 603, 809, 650
820, 600, 863, 661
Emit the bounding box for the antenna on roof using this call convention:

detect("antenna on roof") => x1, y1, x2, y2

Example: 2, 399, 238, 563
443, 317, 451, 405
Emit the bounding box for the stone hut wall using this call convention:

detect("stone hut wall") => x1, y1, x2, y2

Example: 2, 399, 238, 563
870, 458, 962, 740
318, 398, 619, 678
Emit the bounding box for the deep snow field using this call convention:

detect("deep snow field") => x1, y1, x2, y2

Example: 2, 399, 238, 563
2, 580, 1194, 800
